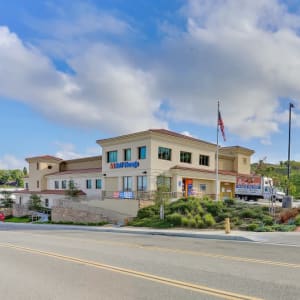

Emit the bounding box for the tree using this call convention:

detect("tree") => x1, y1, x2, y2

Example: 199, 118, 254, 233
155, 175, 171, 220
0, 191, 14, 208
28, 194, 42, 211
23, 167, 28, 176
65, 180, 81, 200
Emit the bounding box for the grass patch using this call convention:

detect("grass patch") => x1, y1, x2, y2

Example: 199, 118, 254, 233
48, 221, 108, 226
4, 216, 30, 223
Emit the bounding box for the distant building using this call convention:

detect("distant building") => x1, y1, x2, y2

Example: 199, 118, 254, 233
15, 129, 254, 208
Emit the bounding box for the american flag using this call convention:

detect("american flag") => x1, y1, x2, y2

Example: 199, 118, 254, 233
218, 110, 226, 141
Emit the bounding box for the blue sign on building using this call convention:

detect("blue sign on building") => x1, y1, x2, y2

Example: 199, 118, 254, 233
110, 161, 140, 169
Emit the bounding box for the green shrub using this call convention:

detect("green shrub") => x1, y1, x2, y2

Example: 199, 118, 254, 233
246, 223, 259, 231
203, 200, 224, 216
295, 215, 300, 226
169, 199, 190, 214
188, 218, 197, 228
255, 225, 274, 232
137, 205, 159, 219
239, 208, 257, 219
262, 216, 274, 226
224, 198, 236, 206
181, 217, 189, 227
203, 213, 215, 227
166, 213, 182, 226
194, 215, 204, 228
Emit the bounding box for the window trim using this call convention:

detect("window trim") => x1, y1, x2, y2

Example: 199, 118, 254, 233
107, 150, 118, 163
86, 179, 92, 189
180, 151, 192, 164
95, 179, 102, 189
138, 146, 147, 160
199, 154, 210, 166
158, 146, 172, 161
123, 148, 131, 161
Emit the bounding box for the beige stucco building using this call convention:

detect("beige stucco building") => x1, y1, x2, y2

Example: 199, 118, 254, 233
97, 129, 254, 200
16, 129, 254, 208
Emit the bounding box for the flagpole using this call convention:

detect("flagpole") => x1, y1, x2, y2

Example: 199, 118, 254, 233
216, 101, 219, 201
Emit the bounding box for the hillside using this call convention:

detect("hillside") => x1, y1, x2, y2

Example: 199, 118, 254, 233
251, 160, 300, 198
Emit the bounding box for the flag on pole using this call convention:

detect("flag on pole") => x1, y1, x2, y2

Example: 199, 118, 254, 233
218, 110, 226, 141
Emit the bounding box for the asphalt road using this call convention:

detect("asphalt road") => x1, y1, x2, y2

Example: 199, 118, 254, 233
0, 224, 300, 300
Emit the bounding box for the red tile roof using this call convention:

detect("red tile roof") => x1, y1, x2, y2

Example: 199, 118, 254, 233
170, 165, 237, 176
149, 129, 216, 146
46, 168, 102, 176
25, 155, 63, 162
97, 128, 216, 146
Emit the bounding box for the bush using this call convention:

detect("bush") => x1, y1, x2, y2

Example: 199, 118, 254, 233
203, 213, 215, 227
181, 217, 189, 227
169, 199, 190, 214
295, 215, 300, 226
262, 216, 274, 226
137, 205, 159, 219
194, 215, 204, 228
188, 218, 197, 228
224, 198, 236, 206
279, 208, 300, 223
202, 200, 224, 216
246, 223, 259, 231
239, 208, 257, 219
166, 213, 182, 226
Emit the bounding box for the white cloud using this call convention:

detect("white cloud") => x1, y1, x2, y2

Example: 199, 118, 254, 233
152, 0, 300, 141
54, 142, 101, 160
2, 0, 300, 144
0, 26, 166, 136
0, 155, 25, 169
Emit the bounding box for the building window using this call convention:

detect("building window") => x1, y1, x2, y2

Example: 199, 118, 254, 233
62, 180, 67, 189
54, 181, 59, 189
180, 151, 192, 163
107, 150, 118, 163
25, 183, 29, 190
199, 155, 210, 166
199, 184, 206, 192
158, 147, 172, 161
45, 199, 49, 207
36, 162, 40, 170
157, 176, 171, 191
138, 146, 147, 159
96, 179, 102, 189
123, 176, 133, 191
124, 148, 131, 161
86, 179, 92, 189
137, 176, 147, 191
37, 180, 39, 188
243, 157, 247, 164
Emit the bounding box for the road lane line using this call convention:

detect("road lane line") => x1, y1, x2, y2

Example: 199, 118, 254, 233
8, 231, 300, 269
0, 242, 262, 300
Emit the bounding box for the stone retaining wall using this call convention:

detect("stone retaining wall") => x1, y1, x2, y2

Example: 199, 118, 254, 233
0, 208, 12, 216
52, 207, 108, 224
13, 204, 29, 217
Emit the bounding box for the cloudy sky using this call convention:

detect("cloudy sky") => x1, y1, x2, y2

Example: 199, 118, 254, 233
1, 0, 300, 169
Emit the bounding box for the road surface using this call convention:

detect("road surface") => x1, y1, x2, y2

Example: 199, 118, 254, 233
0, 224, 300, 299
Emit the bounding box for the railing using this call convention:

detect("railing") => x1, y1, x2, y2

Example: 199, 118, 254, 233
101, 191, 184, 201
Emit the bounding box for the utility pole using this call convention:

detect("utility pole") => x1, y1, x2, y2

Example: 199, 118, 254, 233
287, 102, 294, 196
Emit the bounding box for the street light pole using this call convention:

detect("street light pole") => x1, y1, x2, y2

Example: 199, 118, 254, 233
287, 102, 294, 196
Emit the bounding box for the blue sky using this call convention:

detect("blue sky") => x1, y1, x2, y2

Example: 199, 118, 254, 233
1, 0, 300, 169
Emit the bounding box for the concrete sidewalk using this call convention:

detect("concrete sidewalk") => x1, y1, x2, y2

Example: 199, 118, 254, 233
1, 222, 299, 246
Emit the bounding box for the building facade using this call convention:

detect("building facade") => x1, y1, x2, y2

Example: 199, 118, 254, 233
15, 129, 254, 208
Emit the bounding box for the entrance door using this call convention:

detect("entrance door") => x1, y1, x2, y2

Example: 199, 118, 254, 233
182, 178, 193, 197
220, 182, 234, 199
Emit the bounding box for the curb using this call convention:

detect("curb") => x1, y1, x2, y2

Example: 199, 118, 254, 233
0, 222, 253, 242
